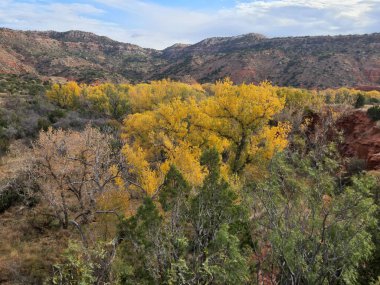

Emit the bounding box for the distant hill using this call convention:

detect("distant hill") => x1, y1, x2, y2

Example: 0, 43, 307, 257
1, 28, 379, 88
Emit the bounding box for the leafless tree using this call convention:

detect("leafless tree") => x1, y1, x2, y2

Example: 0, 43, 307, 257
32, 125, 120, 229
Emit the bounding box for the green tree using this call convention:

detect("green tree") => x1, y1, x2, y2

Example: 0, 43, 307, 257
116, 195, 183, 284
104, 84, 130, 120
357, 176, 380, 285
367, 106, 380, 121
355, 93, 366, 108
189, 149, 249, 281
116, 149, 252, 285
249, 148, 377, 285
50, 241, 108, 285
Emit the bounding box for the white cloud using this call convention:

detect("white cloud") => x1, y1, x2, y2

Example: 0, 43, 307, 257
223, 0, 380, 36
0, 1, 117, 31
0, 0, 379, 49
93, 0, 380, 47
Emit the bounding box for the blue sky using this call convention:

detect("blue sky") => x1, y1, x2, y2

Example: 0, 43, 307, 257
0, 0, 379, 49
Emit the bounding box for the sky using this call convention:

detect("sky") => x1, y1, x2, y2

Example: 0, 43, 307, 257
0, 0, 379, 49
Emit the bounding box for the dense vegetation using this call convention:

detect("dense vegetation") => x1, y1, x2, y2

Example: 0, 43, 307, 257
0, 77, 379, 284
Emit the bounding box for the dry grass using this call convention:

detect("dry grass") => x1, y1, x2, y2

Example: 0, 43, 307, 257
0, 142, 66, 284
0, 204, 70, 284
0, 141, 131, 284
0, 141, 30, 181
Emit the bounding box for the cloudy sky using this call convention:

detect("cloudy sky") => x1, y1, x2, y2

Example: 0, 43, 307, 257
0, 0, 379, 49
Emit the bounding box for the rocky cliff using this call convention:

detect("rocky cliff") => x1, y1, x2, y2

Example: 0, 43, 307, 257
0, 28, 380, 88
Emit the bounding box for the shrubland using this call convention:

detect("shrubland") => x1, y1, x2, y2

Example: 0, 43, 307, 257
0, 78, 379, 285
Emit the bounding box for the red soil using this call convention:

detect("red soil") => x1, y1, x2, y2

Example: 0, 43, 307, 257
337, 110, 380, 170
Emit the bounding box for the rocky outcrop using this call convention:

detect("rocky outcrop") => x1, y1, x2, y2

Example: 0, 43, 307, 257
338, 110, 380, 170
0, 28, 380, 88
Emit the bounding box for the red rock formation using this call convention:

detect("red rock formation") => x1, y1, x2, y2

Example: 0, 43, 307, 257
337, 110, 380, 170
354, 85, 380, 92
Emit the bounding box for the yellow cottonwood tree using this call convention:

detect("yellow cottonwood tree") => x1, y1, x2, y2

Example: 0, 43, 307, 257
128, 79, 205, 113
45, 80, 290, 196
46, 82, 131, 119
193, 80, 288, 173
121, 80, 290, 196
46, 81, 81, 108
122, 98, 205, 196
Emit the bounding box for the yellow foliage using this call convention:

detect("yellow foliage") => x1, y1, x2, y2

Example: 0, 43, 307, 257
193, 80, 288, 173
46, 82, 130, 118
42, 79, 380, 201
97, 190, 131, 217
251, 122, 291, 159
122, 80, 289, 196
45, 79, 292, 196
160, 141, 205, 187
128, 79, 205, 113
277, 87, 324, 111
319, 87, 380, 104
46, 81, 80, 108
122, 145, 162, 196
